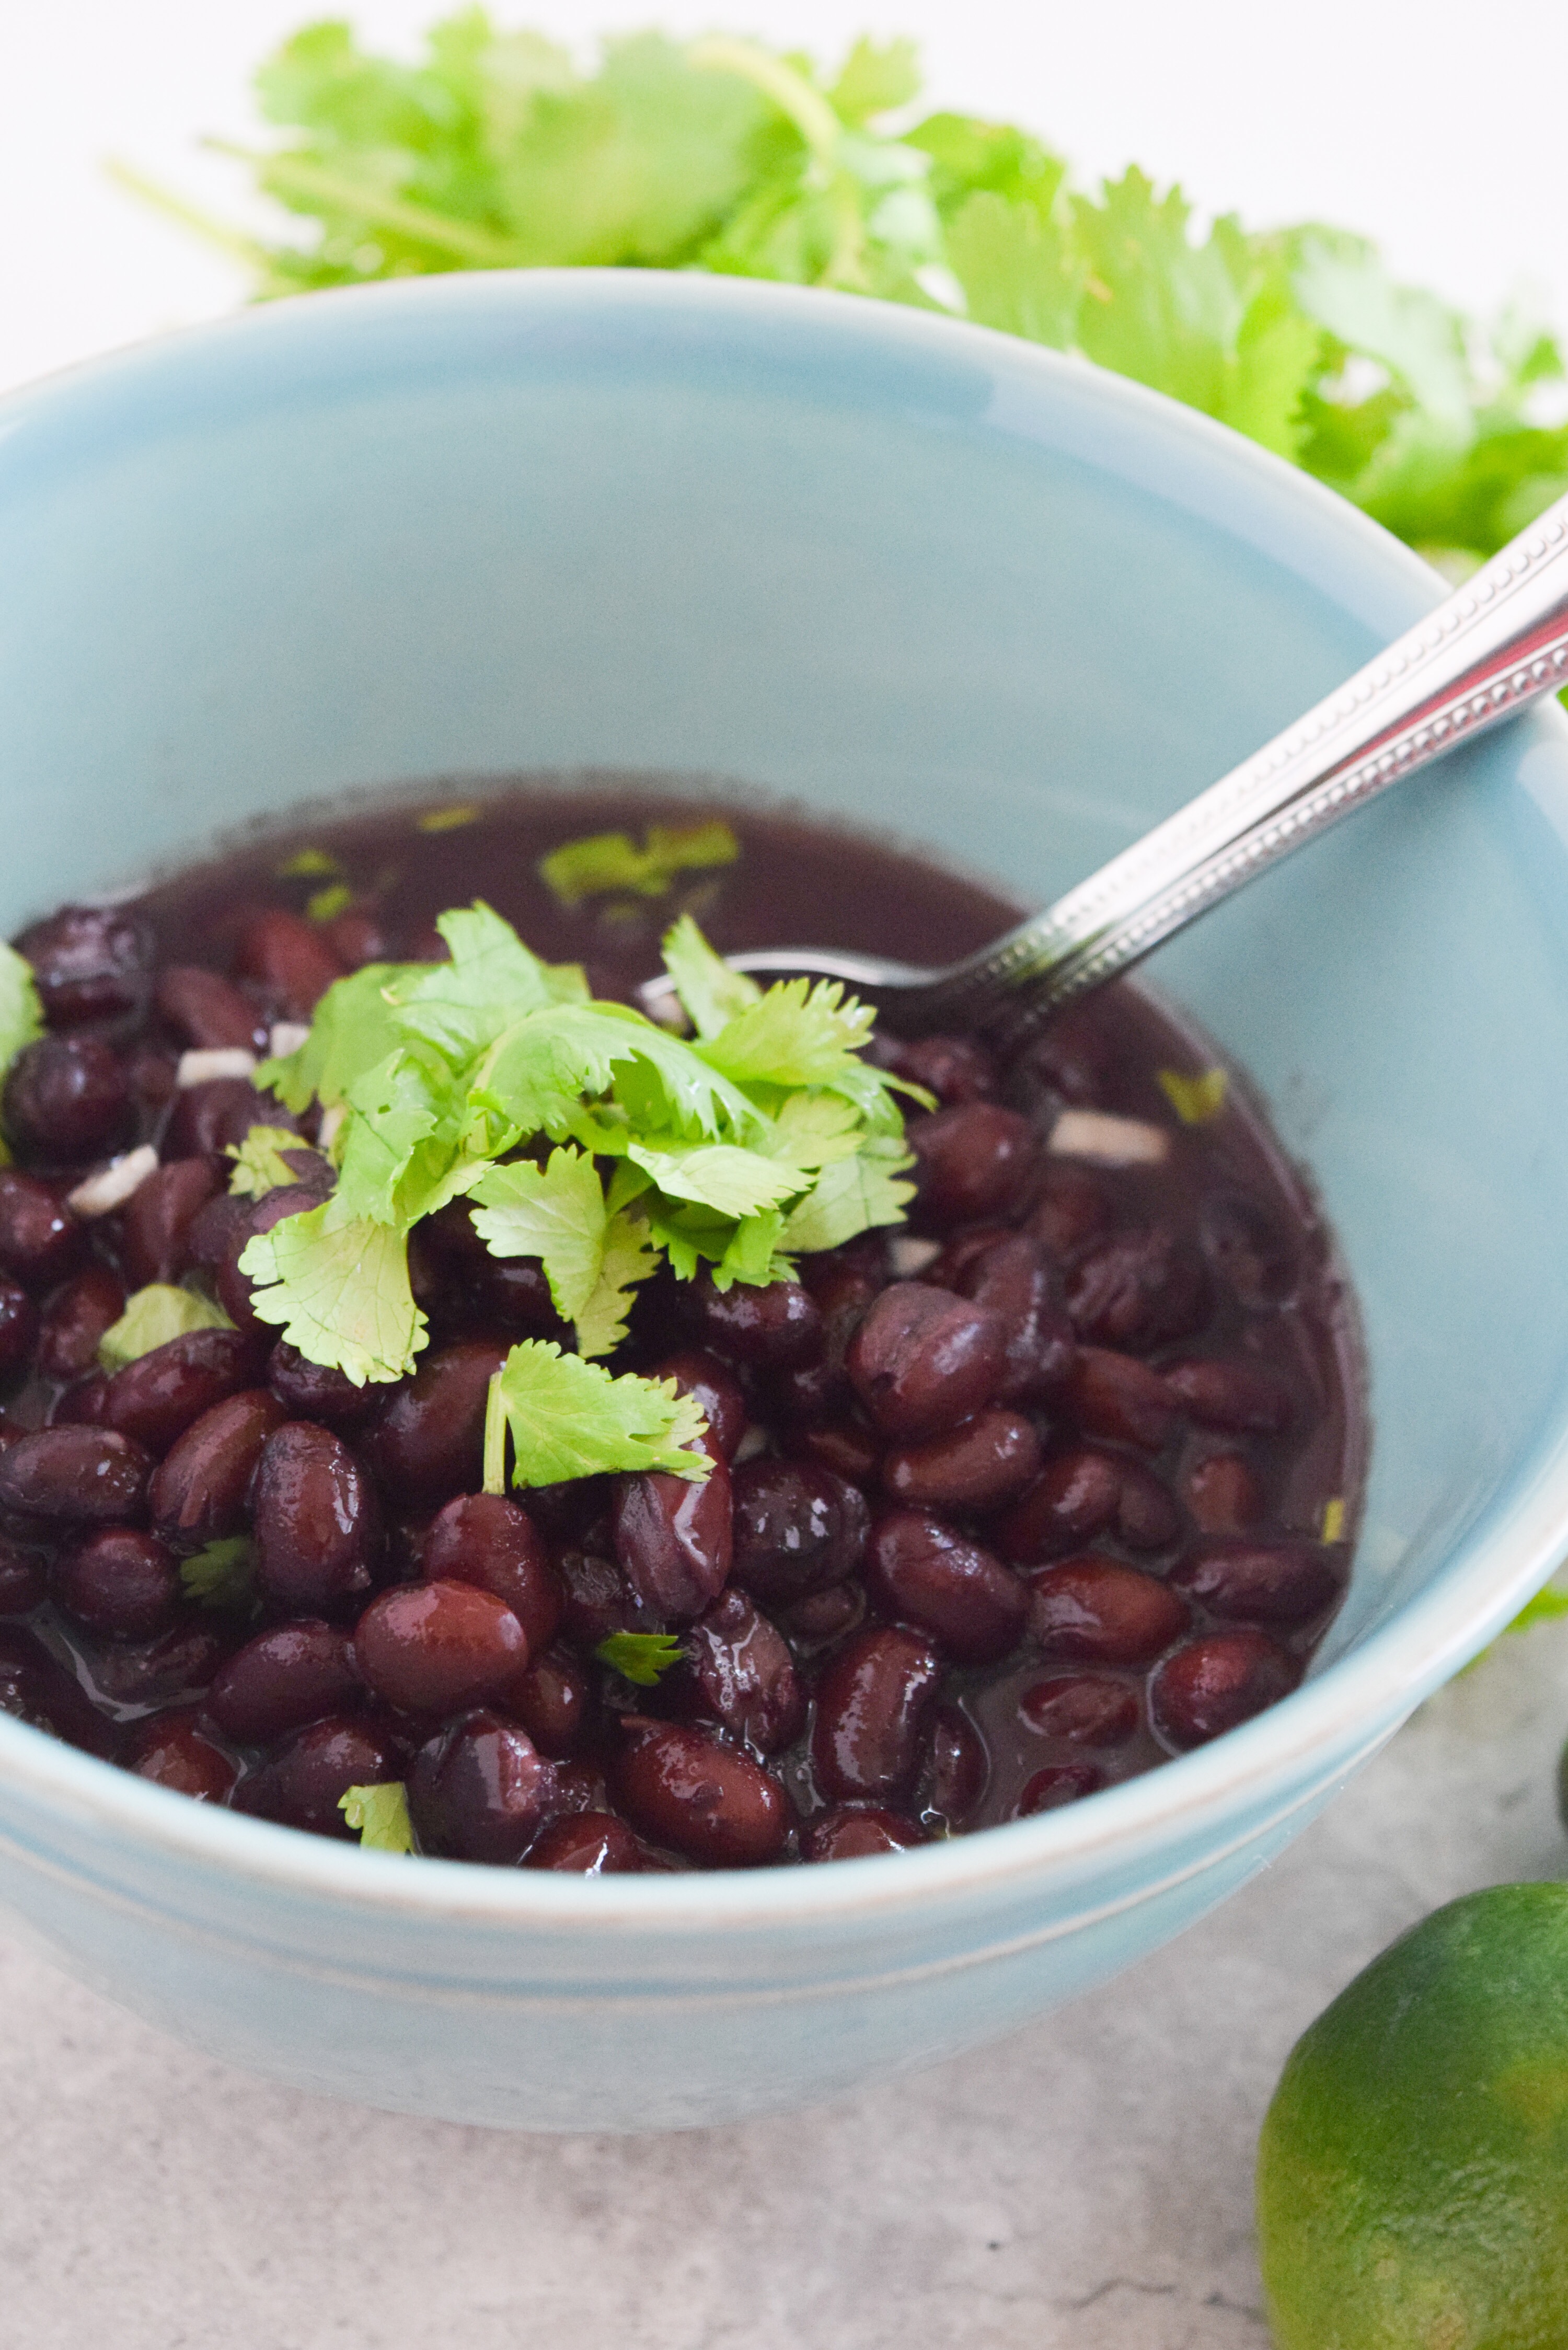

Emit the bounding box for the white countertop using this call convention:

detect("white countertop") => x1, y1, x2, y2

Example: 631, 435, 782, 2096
3, 1620, 1564, 2350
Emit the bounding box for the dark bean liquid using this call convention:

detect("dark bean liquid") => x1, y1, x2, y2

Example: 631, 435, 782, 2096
0, 786, 1365, 1867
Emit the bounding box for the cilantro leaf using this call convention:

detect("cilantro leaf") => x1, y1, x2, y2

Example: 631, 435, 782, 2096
180, 1535, 256, 1612
489, 1340, 711, 1486
472, 1000, 760, 1144
258, 961, 416, 1112
0, 940, 44, 1096
573, 1208, 660, 1358
238, 1203, 426, 1383
593, 1630, 685, 1686
660, 911, 761, 1039
626, 1138, 804, 1220
386, 900, 560, 1063
946, 189, 1081, 347
1157, 1067, 1228, 1125
696, 976, 875, 1090
538, 820, 740, 907
98, 1283, 234, 1372
1502, 1584, 1568, 1638
781, 1133, 915, 1253
339, 1781, 416, 1853
469, 1145, 607, 1321
227, 1123, 315, 1199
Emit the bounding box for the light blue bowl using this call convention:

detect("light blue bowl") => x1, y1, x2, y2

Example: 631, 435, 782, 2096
2, 272, 1567, 2134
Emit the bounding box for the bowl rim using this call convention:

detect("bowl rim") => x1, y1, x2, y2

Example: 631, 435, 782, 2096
3, 262, 1567, 1937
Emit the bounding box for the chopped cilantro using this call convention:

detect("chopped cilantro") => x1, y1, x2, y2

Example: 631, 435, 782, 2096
1321, 1497, 1347, 1545
339, 1781, 416, 1852
226, 1123, 308, 1198
239, 1205, 427, 1385
594, 1630, 685, 1686
180, 1535, 256, 1611
1157, 1067, 1229, 1125
275, 847, 340, 878
98, 1283, 233, 1372
1502, 1584, 1568, 1638
538, 820, 739, 907
489, 1341, 711, 1487
0, 940, 44, 1105
416, 804, 479, 832
661, 911, 761, 1039
306, 882, 353, 924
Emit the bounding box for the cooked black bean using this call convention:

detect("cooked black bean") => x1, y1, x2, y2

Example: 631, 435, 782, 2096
612, 1453, 732, 1620
997, 1447, 1123, 1565
1029, 1163, 1111, 1259
886, 1033, 997, 1105
777, 1581, 866, 1643
100, 1328, 259, 1455
408, 1710, 558, 1863
613, 1715, 792, 1868
765, 1262, 877, 1422
0, 1170, 84, 1288
0, 1536, 45, 1616
524, 1812, 642, 1872
119, 1158, 223, 1288
252, 1422, 381, 1616
82, 1620, 230, 1711
205, 1620, 363, 1746
958, 1234, 1076, 1403
1062, 1347, 1178, 1449
801, 1806, 925, 1861
647, 1349, 748, 1460
1027, 1557, 1190, 1667
846, 1281, 1006, 1442
237, 1713, 399, 1839
1200, 1190, 1298, 1307
882, 1408, 1041, 1513
1168, 1538, 1341, 1626
556, 1548, 654, 1649
0, 1277, 39, 1377
264, 1340, 382, 1433
924, 1702, 987, 1822
366, 1339, 507, 1508
129, 1713, 239, 1802
811, 1625, 942, 1803
235, 908, 344, 1019
155, 966, 265, 1051
213, 1180, 330, 1338
36, 1264, 125, 1381
907, 1102, 1037, 1225
354, 1580, 527, 1714
1065, 1223, 1208, 1352
148, 1388, 285, 1552
16, 904, 152, 1029
685, 1587, 805, 1753
730, 1456, 868, 1603
1150, 1629, 1302, 1749
865, 1509, 1029, 1665
0, 1628, 116, 1756
51, 1527, 180, 1639
1019, 1674, 1140, 1746
164, 1078, 292, 1164
1015, 1762, 1104, 1814
677, 1267, 823, 1368
783, 1417, 882, 1487
0, 1425, 153, 1525
2, 1036, 129, 1160
1113, 1458, 1183, 1551
1024, 1009, 1116, 1105
421, 1492, 563, 1655
1182, 1452, 1266, 1533
1162, 1355, 1295, 1433
507, 1645, 592, 1758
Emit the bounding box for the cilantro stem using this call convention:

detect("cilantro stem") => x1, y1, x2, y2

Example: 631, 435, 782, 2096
204, 140, 527, 267
482, 1369, 509, 1497
103, 157, 272, 269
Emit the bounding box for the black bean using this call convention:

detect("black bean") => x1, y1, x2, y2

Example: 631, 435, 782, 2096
907, 1102, 1037, 1225
235, 908, 344, 1019
0, 1628, 116, 1757
51, 1374, 107, 1427
924, 1701, 987, 1823
36, 1264, 125, 1381
997, 1448, 1122, 1565
1168, 1538, 1340, 1626
1113, 1458, 1183, 1550
1063, 1348, 1178, 1449
0, 1170, 85, 1288
148, 1388, 285, 1552
677, 1268, 823, 1369
846, 1282, 1006, 1441
730, 1456, 868, 1604
811, 1625, 942, 1803
1065, 1223, 1208, 1352
155, 966, 265, 1051
354, 1580, 527, 1714
524, 1812, 642, 1872
323, 907, 388, 970
556, 1548, 654, 1649
1182, 1452, 1266, 1533
1162, 1355, 1295, 1434
886, 1033, 997, 1105
205, 1620, 363, 1746
612, 1453, 732, 1620
408, 1710, 558, 1863
882, 1408, 1041, 1514
507, 1645, 592, 1758
800, 1806, 925, 1861
1150, 1629, 1301, 1748
0, 1277, 39, 1377
129, 1712, 239, 1802
1015, 1762, 1103, 1814
51, 1527, 180, 1639
264, 1340, 382, 1433
958, 1234, 1076, 1403
865, 1508, 1029, 1664
163, 1078, 287, 1164
647, 1348, 748, 1459
764, 1263, 877, 1423
1019, 1674, 1140, 1745
0, 1424, 153, 1525
252, 1422, 381, 1616
613, 1716, 792, 1868
366, 1339, 508, 1508
212, 1181, 329, 1338
1200, 1190, 1298, 1307
4, 1036, 130, 1160
100, 1328, 260, 1455
783, 1418, 882, 1487
421, 1493, 562, 1655
84, 1620, 229, 1710
16, 904, 152, 1030
1024, 1010, 1116, 1105
471, 1254, 566, 1338
1029, 1164, 1112, 1259
237, 1713, 399, 1839
119, 1157, 223, 1288
0, 1535, 45, 1616
686, 1587, 805, 1753
1028, 1557, 1190, 1666
777, 1581, 866, 1644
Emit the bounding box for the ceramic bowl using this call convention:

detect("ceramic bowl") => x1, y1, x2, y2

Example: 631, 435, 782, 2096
2, 271, 1566, 2132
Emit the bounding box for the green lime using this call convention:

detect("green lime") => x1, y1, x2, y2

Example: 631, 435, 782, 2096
1257, 1883, 1568, 2349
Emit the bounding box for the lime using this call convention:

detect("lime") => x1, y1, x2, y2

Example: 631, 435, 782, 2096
1256, 1883, 1568, 2349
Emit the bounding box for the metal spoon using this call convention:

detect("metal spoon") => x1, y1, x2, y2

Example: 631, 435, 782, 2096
643, 489, 1568, 1039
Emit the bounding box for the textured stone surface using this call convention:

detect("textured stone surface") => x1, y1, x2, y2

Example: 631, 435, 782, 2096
2, 1625, 1564, 2350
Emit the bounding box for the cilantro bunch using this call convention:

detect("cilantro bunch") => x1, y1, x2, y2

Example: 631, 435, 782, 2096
236, 903, 916, 1420
129, 16, 1568, 574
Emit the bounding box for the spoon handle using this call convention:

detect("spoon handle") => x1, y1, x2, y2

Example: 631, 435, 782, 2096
930, 490, 1568, 1032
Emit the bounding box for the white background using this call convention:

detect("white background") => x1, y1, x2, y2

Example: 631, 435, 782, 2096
3, 0, 1567, 397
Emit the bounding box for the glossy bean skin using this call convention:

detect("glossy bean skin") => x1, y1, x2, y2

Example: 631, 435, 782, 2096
0, 1170, 85, 1288
685, 1587, 805, 1754
354, 1580, 528, 1715
811, 1625, 943, 1802
678, 1269, 823, 1369
997, 1447, 1122, 1565
1027, 1557, 1190, 1667
100, 1328, 260, 1455
886, 1033, 997, 1105
925, 1701, 987, 1822
1065, 1224, 1208, 1352
4, 1037, 130, 1160
422, 1492, 563, 1655
1162, 1355, 1295, 1434
366, 1339, 508, 1508
80, 1620, 229, 1712
1025, 1008, 1116, 1104
1063, 1349, 1178, 1450
800, 1806, 925, 1861
1168, 1538, 1340, 1627
235, 908, 343, 1019
783, 1418, 881, 1488
612, 1453, 733, 1620
846, 1282, 1006, 1442
129, 1713, 239, 1803
408, 1709, 559, 1864
148, 1389, 285, 1552
730, 1457, 868, 1604
1113, 1459, 1183, 1550
265, 1341, 382, 1434
213, 1181, 329, 1337
1182, 1452, 1266, 1533
765, 1263, 877, 1424
1150, 1629, 1301, 1749
0, 1536, 46, 1616
506, 1645, 592, 1758
324, 906, 388, 970
16, 904, 152, 1029
0, 1628, 117, 1757
778, 1581, 866, 1644
164, 1078, 285, 1164
1029, 1164, 1112, 1260
155, 966, 263, 1051
51, 1527, 180, 1639
882, 1408, 1041, 1514
51, 1373, 107, 1427
613, 1716, 792, 1868
36, 1264, 125, 1381
1019, 1674, 1140, 1746
0, 1425, 153, 1525
556, 1548, 655, 1649
205, 1620, 363, 1746
864, 1509, 1029, 1665
524, 1811, 642, 1872
958, 1235, 1076, 1403
252, 1422, 381, 1616
907, 1102, 1037, 1225
0, 1278, 39, 1377
647, 1349, 748, 1460
120, 1158, 223, 1288
237, 1713, 399, 1839
1016, 1761, 1104, 1814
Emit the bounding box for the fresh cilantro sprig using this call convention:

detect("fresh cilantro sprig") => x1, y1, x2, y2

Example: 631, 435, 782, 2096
339, 1782, 416, 1852
538, 820, 739, 907
180, 1535, 256, 1612
127, 19, 1568, 575
594, 1630, 686, 1686
98, 1283, 235, 1372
